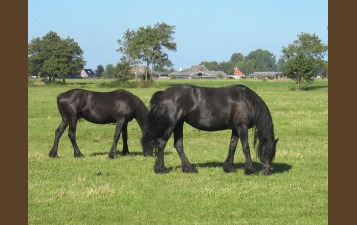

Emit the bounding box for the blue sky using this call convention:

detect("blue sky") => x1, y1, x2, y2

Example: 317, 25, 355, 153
28, 0, 328, 71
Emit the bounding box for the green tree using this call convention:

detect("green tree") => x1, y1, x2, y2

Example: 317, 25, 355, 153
200, 61, 219, 71
318, 61, 328, 78
28, 31, 85, 83
117, 22, 177, 81
217, 61, 235, 75
117, 30, 139, 65
199, 60, 235, 74
94, 65, 104, 78
102, 64, 115, 79
114, 57, 133, 81
240, 59, 256, 75
230, 52, 244, 64
281, 32, 328, 90
244, 49, 277, 72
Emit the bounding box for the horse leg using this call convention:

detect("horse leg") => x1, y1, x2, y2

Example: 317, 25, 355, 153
68, 119, 84, 157
121, 122, 129, 155
49, 120, 68, 157
173, 121, 197, 173
154, 128, 174, 173
223, 129, 239, 173
108, 119, 125, 159
237, 126, 257, 175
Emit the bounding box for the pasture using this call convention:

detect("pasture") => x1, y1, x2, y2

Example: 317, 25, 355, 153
28, 79, 328, 224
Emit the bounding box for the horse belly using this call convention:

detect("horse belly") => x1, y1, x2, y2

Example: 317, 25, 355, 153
81, 108, 117, 124
185, 114, 231, 131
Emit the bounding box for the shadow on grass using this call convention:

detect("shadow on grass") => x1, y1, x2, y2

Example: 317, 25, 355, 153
90, 151, 143, 157
195, 161, 292, 174
301, 85, 328, 91
90, 150, 172, 157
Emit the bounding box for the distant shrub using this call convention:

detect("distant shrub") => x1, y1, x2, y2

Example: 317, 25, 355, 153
97, 79, 131, 88
97, 79, 157, 88
129, 80, 158, 88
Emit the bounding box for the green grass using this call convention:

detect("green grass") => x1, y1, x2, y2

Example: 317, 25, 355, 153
28, 79, 328, 224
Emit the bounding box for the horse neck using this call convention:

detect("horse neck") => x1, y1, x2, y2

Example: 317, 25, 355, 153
254, 98, 275, 143
134, 98, 149, 132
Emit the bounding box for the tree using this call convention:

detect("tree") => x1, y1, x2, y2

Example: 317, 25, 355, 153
317, 61, 328, 78
114, 57, 134, 81
244, 49, 277, 72
117, 29, 139, 65
28, 31, 85, 83
281, 32, 328, 90
117, 22, 177, 81
240, 59, 256, 75
217, 61, 235, 75
200, 61, 219, 71
199, 50, 277, 76
230, 52, 244, 64
199, 60, 236, 75
94, 65, 104, 78
102, 64, 115, 79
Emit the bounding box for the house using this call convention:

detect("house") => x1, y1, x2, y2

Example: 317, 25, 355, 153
234, 67, 245, 77
130, 66, 146, 79
169, 65, 227, 79
80, 69, 95, 78
246, 71, 282, 79
152, 71, 169, 79
228, 67, 245, 79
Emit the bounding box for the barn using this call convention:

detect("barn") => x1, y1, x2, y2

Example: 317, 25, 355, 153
246, 72, 282, 79
169, 65, 226, 79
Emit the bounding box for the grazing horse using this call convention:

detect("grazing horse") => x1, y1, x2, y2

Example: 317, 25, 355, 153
49, 89, 152, 158
142, 84, 278, 175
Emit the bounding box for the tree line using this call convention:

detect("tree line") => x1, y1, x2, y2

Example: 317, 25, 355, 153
28, 23, 328, 90
200, 49, 278, 75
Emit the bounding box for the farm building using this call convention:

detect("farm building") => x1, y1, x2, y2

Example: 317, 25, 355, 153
152, 71, 169, 79
169, 65, 227, 79
130, 66, 146, 79
130, 66, 169, 79
228, 67, 245, 79
234, 67, 245, 77
80, 69, 95, 78
246, 71, 282, 79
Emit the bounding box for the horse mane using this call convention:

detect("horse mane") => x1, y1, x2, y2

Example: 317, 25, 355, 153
141, 91, 168, 151
244, 87, 275, 160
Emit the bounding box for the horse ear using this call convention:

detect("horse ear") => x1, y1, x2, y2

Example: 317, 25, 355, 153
274, 138, 279, 145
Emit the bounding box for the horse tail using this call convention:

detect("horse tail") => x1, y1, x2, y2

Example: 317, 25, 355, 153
56, 92, 66, 119
141, 91, 170, 156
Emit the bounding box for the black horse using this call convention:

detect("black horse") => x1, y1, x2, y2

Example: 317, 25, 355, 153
142, 84, 278, 175
49, 89, 152, 158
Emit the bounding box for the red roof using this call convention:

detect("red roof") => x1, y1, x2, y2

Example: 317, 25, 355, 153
234, 67, 245, 76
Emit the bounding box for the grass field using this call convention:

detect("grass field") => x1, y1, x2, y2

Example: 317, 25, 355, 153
28, 79, 328, 224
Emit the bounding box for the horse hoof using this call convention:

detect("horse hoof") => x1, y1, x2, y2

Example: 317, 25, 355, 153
244, 167, 258, 175
48, 152, 58, 158
262, 170, 272, 175
143, 152, 153, 157
108, 153, 118, 159
154, 166, 170, 174
223, 163, 236, 173
121, 150, 129, 156
74, 153, 84, 158
182, 165, 198, 173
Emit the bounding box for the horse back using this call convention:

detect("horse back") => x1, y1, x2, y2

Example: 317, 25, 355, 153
158, 85, 257, 130
57, 89, 137, 124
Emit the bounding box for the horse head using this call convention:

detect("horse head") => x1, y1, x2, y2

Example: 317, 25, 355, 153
258, 138, 278, 175
143, 142, 154, 157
